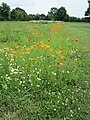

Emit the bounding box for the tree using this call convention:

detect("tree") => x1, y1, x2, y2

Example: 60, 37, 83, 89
0, 2, 10, 20
44, 15, 51, 20
56, 7, 67, 21
85, 0, 90, 16
85, 8, 90, 16
28, 14, 33, 20
48, 7, 58, 20
39, 14, 46, 20
10, 7, 28, 21
64, 14, 69, 22
47, 7, 68, 21
34, 14, 40, 20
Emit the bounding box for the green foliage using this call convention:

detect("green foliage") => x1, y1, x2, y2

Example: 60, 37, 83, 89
56, 7, 67, 21
48, 7, 58, 20
0, 2, 10, 21
85, 0, 90, 17
28, 14, 35, 20
10, 7, 28, 21
85, 7, 90, 17
0, 2, 89, 22
48, 7, 68, 21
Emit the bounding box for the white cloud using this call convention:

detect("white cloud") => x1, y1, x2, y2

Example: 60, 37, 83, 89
0, 0, 89, 17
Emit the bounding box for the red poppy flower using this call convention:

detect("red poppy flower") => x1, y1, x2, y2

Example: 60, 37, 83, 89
57, 62, 60, 66
76, 40, 78, 42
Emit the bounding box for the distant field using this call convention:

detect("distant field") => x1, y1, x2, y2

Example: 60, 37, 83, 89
0, 21, 90, 120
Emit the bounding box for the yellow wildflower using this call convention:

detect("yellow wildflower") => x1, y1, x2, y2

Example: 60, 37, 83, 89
23, 45, 26, 48
8, 56, 10, 60
40, 42, 45, 48
32, 58, 37, 60
15, 45, 20, 49
11, 58, 14, 62
26, 48, 30, 52
46, 45, 50, 49
22, 48, 25, 51
22, 52, 25, 55
61, 55, 65, 59
13, 51, 17, 54
50, 54, 55, 57
16, 56, 18, 58
34, 42, 37, 45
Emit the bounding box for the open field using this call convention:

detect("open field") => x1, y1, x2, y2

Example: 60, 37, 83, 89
0, 21, 90, 120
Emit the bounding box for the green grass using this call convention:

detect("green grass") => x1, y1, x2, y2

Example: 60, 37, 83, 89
0, 21, 90, 120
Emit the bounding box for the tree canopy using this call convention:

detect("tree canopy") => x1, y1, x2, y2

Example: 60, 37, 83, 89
85, 0, 90, 16
10, 7, 28, 21
0, 2, 90, 22
0, 2, 10, 20
48, 7, 58, 20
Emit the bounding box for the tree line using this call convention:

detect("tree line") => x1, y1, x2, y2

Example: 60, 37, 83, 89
0, 2, 90, 22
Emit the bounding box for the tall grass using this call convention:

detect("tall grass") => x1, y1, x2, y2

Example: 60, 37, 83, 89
0, 21, 90, 120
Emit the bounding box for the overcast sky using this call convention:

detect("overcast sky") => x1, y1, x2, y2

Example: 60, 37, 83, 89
0, 0, 88, 17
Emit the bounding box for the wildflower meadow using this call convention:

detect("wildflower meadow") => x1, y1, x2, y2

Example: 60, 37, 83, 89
0, 21, 90, 120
